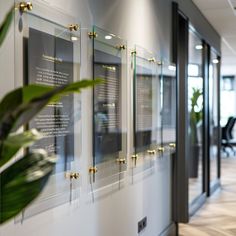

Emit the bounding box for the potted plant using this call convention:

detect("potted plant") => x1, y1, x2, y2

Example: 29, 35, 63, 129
189, 87, 203, 178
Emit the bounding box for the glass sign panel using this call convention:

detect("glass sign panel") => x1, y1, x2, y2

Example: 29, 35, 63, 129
133, 46, 161, 164
94, 54, 122, 164
28, 27, 75, 172
162, 62, 176, 149
14, 7, 81, 219
92, 26, 127, 180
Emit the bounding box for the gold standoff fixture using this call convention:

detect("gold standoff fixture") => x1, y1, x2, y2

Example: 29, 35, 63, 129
19, 2, 33, 12
148, 57, 156, 63
169, 143, 176, 148
65, 172, 80, 180
131, 49, 137, 55
89, 166, 98, 174
88, 32, 98, 38
68, 24, 79, 31
116, 158, 126, 164
157, 147, 165, 152
117, 44, 126, 50
131, 154, 139, 160
147, 150, 156, 155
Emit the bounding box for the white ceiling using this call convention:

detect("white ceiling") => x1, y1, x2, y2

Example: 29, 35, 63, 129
192, 0, 236, 75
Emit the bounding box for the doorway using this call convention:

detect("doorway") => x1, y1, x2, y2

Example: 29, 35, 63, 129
172, 2, 221, 223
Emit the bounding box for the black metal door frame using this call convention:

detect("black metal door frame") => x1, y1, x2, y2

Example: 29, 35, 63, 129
172, 2, 209, 223
172, 2, 189, 223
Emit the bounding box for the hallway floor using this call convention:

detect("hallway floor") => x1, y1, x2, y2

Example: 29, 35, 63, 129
180, 156, 236, 236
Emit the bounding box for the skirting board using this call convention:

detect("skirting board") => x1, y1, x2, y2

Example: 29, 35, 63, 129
159, 222, 177, 236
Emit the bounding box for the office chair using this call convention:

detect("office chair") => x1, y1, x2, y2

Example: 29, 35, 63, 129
229, 117, 236, 140
221, 117, 236, 156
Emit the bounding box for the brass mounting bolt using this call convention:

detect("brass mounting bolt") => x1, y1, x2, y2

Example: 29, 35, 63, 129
89, 166, 98, 174
147, 150, 156, 155
131, 154, 139, 160
19, 2, 33, 12
65, 172, 80, 180
68, 24, 79, 31
169, 143, 176, 148
148, 57, 156, 63
117, 44, 126, 50
116, 158, 126, 164
157, 147, 165, 152
88, 32, 98, 38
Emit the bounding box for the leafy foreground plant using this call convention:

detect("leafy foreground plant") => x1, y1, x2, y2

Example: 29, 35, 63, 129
0, 4, 13, 47
0, 7, 102, 224
0, 81, 101, 224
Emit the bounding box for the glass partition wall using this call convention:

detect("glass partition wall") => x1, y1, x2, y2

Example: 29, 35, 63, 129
188, 30, 205, 205
173, 3, 221, 222
187, 28, 221, 212
209, 50, 221, 191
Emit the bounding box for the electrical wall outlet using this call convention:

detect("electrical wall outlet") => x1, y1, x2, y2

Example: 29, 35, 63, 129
138, 217, 147, 233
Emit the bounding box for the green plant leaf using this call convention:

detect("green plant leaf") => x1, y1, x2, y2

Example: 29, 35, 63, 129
0, 85, 53, 122
0, 79, 103, 140
0, 7, 14, 47
13, 79, 103, 131
0, 150, 56, 224
0, 88, 22, 125
0, 129, 42, 167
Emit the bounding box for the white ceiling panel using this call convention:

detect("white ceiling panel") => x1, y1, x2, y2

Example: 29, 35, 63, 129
200, 8, 236, 36
193, 0, 236, 73
193, 0, 230, 10
223, 36, 236, 52
222, 40, 236, 56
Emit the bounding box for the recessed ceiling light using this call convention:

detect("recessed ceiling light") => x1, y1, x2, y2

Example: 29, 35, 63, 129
212, 59, 219, 64
105, 35, 112, 40
71, 36, 78, 41
195, 45, 203, 50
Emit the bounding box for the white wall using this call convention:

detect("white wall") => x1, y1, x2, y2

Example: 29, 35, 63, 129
0, 1, 174, 236
0, 0, 15, 97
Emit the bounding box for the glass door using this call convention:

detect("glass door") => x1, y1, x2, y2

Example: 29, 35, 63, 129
209, 49, 221, 192
188, 29, 205, 207
172, 2, 221, 223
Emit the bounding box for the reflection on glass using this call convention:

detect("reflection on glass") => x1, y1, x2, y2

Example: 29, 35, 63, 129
16, 9, 81, 218
209, 50, 220, 187
94, 58, 122, 164
162, 63, 176, 146
133, 46, 161, 160
28, 27, 75, 173
25, 14, 81, 173
188, 30, 204, 205
92, 26, 127, 172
